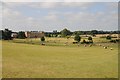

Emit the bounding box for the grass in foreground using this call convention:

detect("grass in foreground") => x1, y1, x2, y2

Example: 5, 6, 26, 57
2, 40, 118, 78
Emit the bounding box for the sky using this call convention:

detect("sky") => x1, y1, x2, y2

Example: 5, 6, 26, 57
1, 0, 119, 32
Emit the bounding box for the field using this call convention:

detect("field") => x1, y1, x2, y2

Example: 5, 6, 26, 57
2, 37, 118, 78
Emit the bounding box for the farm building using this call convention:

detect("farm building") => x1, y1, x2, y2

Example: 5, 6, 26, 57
11, 32, 18, 38
25, 31, 44, 38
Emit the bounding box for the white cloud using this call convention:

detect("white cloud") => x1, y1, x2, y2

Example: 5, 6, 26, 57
1, 0, 119, 2
22, 2, 94, 9
2, 2, 118, 31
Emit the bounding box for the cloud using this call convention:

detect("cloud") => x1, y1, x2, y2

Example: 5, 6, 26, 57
22, 2, 94, 10
2, 2, 118, 31
1, 0, 119, 2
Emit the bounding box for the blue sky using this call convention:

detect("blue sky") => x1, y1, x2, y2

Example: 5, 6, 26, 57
2, 2, 118, 32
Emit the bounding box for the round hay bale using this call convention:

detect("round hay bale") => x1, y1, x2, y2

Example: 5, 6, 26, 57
110, 48, 113, 50
104, 47, 107, 49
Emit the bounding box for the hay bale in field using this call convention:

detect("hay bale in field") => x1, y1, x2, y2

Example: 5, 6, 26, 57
110, 48, 113, 50
104, 46, 107, 49
41, 43, 45, 46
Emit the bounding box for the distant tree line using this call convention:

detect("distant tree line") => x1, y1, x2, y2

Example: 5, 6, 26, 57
0, 29, 26, 40
0, 29, 12, 40
45, 28, 120, 37
0, 28, 120, 40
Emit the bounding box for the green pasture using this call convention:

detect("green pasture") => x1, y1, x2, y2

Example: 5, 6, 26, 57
2, 37, 118, 78
9, 37, 115, 47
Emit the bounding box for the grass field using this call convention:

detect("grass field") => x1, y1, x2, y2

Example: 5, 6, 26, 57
2, 37, 118, 78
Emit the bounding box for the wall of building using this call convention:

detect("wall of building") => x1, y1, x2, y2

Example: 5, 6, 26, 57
25, 31, 44, 38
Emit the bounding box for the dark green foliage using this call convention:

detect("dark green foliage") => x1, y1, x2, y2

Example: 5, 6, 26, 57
41, 36, 45, 41
54, 34, 58, 37
2, 29, 12, 40
74, 35, 81, 42
106, 35, 112, 40
82, 40, 86, 43
88, 36, 92, 41
0, 30, 2, 39
91, 34, 96, 37
88, 36, 93, 43
60, 28, 71, 37
18, 31, 26, 39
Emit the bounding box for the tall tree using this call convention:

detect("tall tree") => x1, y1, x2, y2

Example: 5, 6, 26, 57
88, 36, 92, 41
2, 29, 12, 40
60, 28, 71, 37
41, 36, 45, 41
74, 35, 81, 42
18, 31, 26, 39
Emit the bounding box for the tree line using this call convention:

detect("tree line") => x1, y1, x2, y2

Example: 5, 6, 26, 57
0, 29, 26, 40
0, 28, 120, 40
45, 28, 120, 37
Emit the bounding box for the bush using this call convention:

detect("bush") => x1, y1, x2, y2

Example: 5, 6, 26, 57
41, 36, 45, 41
88, 36, 92, 41
83, 40, 86, 43
106, 35, 112, 40
74, 35, 81, 42
17, 31, 26, 39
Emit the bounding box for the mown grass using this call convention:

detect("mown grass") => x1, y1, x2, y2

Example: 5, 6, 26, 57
2, 38, 118, 78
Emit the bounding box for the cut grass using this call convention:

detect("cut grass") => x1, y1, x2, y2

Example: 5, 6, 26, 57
2, 40, 118, 78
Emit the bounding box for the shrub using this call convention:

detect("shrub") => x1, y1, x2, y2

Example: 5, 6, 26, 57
41, 36, 45, 41
88, 36, 92, 41
83, 39, 86, 43
74, 35, 81, 42
106, 35, 112, 40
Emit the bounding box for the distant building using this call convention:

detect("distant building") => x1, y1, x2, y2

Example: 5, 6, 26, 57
11, 32, 18, 38
25, 31, 44, 38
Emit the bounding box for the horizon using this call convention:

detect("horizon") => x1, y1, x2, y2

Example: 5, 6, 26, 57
0, 28, 120, 32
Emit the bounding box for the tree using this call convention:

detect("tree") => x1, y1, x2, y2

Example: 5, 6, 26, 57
17, 31, 26, 39
60, 28, 71, 37
0, 30, 2, 39
83, 39, 86, 43
88, 36, 92, 41
41, 36, 45, 41
2, 29, 12, 40
91, 30, 98, 34
106, 35, 112, 40
88, 36, 93, 43
74, 35, 81, 42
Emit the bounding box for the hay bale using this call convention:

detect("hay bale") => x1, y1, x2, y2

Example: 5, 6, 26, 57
110, 48, 113, 50
104, 46, 107, 49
